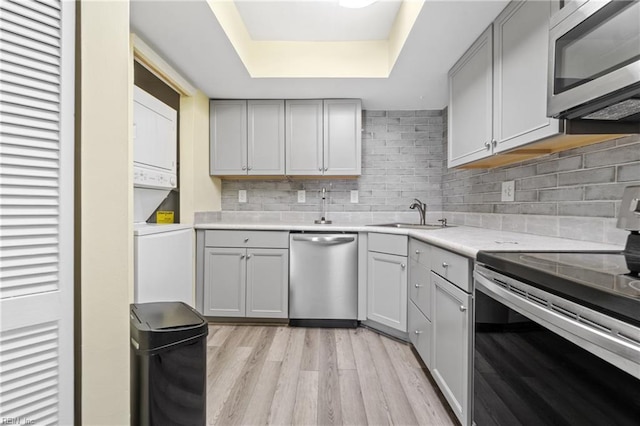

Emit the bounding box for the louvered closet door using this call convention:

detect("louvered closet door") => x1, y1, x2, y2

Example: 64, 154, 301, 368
0, 0, 74, 424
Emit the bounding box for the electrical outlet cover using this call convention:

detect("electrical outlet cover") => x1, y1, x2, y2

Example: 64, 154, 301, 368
238, 190, 247, 203
501, 181, 515, 202
298, 190, 306, 203
350, 190, 359, 203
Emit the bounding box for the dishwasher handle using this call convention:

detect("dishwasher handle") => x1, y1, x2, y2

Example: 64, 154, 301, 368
291, 235, 356, 245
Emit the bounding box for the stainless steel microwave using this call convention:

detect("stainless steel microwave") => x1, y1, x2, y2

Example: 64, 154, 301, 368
547, 0, 640, 122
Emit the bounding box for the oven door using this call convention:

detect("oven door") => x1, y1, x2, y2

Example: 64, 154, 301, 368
473, 266, 640, 426
547, 0, 640, 119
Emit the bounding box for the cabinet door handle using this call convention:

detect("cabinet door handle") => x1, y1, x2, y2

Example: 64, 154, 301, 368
318, 167, 323, 172
460, 305, 467, 312
244, 238, 249, 242
442, 262, 449, 268
492, 139, 497, 147
242, 165, 247, 170
324, 167, 328, 171
247, 254, 252, 259
240, 254, 245, 259
415, 249, 420, 254
414, 330, 423, 335
401, 263, 406, 269
414, 283, 423, 288
247, 166, 252, 171
484, 141, 491, 150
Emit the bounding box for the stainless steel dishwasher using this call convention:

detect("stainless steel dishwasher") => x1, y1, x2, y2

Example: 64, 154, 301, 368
289, 232, 358, 327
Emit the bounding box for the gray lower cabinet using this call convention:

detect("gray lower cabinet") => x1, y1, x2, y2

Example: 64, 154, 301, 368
203, 247, 246, 316
367, 251, 408, 332
203, 247, 288, 318
408, 257, 432, 367
408, 237, 473, 425
431, 271, 472, 426
200, 230, 289, 319
408, 299, 431, 367
245, 248, 288, 318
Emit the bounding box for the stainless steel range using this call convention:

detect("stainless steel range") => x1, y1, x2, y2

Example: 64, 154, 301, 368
472, 185, 640, 425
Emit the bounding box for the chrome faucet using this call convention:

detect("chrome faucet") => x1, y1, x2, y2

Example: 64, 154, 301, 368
409, 198, 427, 225
314, 186, 332, 224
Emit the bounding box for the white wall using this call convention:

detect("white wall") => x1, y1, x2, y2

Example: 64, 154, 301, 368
79, 1, 131, 423
182, 91, 222, 219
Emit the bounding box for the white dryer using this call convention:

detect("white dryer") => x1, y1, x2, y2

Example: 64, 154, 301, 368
132, 86, 194, 307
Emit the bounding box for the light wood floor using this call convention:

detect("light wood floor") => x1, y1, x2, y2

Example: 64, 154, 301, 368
206, 324, 456, 426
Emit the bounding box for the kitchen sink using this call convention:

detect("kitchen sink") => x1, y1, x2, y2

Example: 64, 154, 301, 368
368, 223, 453, 230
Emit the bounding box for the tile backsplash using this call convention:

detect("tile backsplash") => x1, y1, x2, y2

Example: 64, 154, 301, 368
215, 108, 639, 246
221, 110, 445, 214
442, 134, 640, 219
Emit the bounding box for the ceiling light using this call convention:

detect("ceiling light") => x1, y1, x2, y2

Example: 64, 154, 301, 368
339, 0, 378, 8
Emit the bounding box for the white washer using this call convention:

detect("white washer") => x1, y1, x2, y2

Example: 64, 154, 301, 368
132, 87, 193, 306
134, 223, 194, 307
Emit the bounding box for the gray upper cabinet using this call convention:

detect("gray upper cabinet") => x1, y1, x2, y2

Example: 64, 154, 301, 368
448, 0, 560, 168
210, 100, 247, 175
493, 0, 559, 153
285, 99, 324, 175
248, 100, 285, 175
323, 99, 362, 176
210, 100, 285, 175
448, 26, 494, 168
286, 99, 362, 176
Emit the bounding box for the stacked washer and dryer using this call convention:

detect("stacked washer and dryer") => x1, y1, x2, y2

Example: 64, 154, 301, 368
132, 86, 193, 307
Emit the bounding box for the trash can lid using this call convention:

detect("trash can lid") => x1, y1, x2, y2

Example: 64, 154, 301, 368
133, 302, 203, 330
130, 302, 208, 351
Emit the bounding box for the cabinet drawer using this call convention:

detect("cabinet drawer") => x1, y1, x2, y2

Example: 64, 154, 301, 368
408, 300, 431, 368
368, 233, 407, 256
409, 259, 431, 319
430, 245, 471, 292
205, 230, 289, 248
409, 238, 431, 265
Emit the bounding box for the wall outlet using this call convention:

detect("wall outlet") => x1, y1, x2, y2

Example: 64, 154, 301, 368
501, 181, 515, 202
297, 190, 306, 203
350, 190, 359, 203
238, 190, 247, 203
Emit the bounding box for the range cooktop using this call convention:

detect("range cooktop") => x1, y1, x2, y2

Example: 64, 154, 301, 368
476, 251, 640, 327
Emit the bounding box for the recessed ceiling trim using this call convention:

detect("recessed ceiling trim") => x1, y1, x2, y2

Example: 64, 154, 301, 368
388, 1, 424, 68
207, 0, 424, 78
339, 0, 378, 9
132, 33, 197, 96
251, 41, 389, 78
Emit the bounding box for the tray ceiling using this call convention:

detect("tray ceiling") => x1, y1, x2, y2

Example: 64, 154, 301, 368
130, 0, 510, 109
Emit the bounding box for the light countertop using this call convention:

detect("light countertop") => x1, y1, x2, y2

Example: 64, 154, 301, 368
195, 221, 623, 258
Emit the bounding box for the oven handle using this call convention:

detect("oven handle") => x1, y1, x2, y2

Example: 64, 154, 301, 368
474, 269, 640, 380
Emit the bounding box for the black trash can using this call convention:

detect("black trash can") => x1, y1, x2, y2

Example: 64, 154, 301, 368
130, 302, 208, 426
